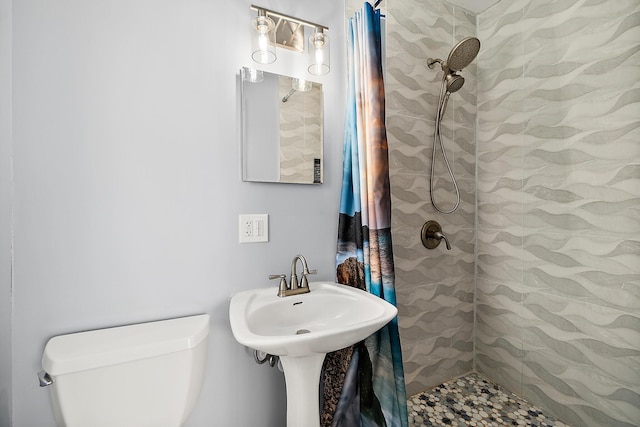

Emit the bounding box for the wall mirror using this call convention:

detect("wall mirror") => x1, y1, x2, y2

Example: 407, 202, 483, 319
241, 67, 323, 184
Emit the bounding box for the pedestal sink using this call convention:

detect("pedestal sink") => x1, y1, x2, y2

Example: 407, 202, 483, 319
229, 281, 397, 427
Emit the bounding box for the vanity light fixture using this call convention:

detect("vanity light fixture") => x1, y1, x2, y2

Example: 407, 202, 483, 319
250, 5, 330, 75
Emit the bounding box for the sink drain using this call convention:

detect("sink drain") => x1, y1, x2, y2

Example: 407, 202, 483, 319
296, 329, 311, 335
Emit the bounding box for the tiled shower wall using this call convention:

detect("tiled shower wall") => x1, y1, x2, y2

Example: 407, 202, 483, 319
346, 0, 477, 397
345, 0, 639, 425
382, 0, 478, 396
279, 78, 323, 183
475, 1, 640, 426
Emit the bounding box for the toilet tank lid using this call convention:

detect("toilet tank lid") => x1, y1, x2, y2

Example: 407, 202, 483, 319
42, 314, 210, 376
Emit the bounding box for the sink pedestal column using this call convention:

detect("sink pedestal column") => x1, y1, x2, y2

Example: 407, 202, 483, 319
279, 353, 326, 427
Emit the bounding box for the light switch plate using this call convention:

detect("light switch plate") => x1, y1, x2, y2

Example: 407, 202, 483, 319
239, 214, 269, 243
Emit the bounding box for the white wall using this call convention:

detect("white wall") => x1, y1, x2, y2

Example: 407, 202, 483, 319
7, 0, 345, 425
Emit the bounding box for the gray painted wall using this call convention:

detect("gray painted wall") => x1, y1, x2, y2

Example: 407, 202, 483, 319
3, 0, 345, 425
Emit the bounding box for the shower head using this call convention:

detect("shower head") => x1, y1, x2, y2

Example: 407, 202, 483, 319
428, 38, 480, 215
445, 73, 465, 93
427, 37, 480, 75
446, 37, 480, 71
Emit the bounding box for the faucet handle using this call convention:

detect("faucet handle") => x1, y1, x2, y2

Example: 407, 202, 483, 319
269, 274, 289, 297
299, 269, 317, 288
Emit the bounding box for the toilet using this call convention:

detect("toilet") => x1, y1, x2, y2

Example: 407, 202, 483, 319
40, 314, 210, 427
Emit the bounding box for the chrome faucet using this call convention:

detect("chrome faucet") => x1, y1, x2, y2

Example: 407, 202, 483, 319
291, 254, 316, 290
269, 254, 317, 297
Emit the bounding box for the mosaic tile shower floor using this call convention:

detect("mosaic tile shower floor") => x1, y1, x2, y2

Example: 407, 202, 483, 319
408, 373, 571, 427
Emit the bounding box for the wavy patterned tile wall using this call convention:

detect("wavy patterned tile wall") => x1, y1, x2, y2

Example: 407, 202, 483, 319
345, 0, 473, 396
476, 1, 640, 426
346, 0, 638, 425
279, 78, 322, 183
382, 0, 477, 396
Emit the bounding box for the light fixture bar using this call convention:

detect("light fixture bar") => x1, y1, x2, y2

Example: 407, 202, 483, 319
250, 5, 328, 32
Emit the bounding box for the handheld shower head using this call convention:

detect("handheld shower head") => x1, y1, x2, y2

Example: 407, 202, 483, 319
438, 73, 464, 117
445, 73, 465, 93
427, 36, 481, 215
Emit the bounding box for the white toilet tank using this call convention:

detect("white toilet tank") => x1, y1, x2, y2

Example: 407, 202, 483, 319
41, 314, 210, 427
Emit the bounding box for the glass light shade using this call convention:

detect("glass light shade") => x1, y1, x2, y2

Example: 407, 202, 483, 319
292, 78, 312, 92
308, 29, 330, 75
251, 14, 276, 64
242, 67, 264, 83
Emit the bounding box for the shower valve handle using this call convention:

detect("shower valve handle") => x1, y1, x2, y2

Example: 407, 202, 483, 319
433, 231, 451, 250
421, 220, 452, 250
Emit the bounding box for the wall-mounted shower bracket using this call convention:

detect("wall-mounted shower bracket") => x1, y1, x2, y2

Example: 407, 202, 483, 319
427, 57, 445, 70
421, 220, 451, 250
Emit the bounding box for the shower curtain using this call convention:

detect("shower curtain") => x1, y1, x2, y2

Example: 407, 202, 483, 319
321, 3, 408, 427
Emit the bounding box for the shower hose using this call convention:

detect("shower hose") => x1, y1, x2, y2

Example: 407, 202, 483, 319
430, 75, 461, 214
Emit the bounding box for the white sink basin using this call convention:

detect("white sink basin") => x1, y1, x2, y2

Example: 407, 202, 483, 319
229, 281, 397, 427
229, 281, 397, 357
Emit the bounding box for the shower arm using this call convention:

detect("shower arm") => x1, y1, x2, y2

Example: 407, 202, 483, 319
427, 58, 441, 68
427, 58, 447, 72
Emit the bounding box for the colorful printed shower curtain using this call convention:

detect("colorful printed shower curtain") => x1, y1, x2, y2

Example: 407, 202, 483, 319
321, 3, 408, 427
